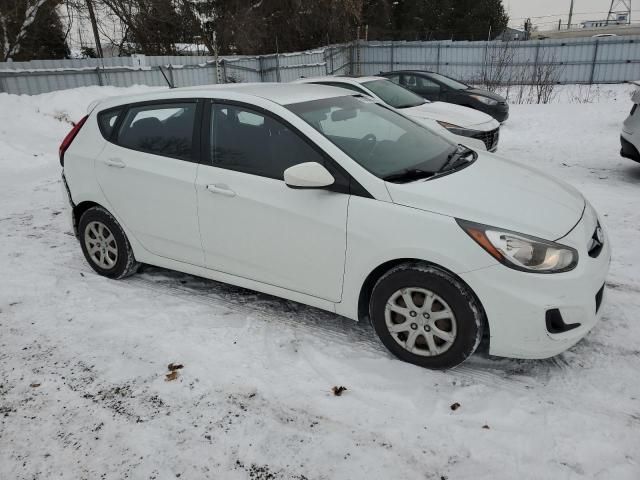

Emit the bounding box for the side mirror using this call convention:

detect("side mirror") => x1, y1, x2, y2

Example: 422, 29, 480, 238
284, 162, 335, 189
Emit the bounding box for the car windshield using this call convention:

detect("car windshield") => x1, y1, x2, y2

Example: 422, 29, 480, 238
287, 95, 458, 179
427, 72, 469, 90
362, 79, 426, 109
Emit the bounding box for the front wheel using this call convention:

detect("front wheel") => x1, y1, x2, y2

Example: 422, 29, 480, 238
369, 263, 484, 369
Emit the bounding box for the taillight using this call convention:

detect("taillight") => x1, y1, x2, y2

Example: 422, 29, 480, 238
59, 115, 88, 167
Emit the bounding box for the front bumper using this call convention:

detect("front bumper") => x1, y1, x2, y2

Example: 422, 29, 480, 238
469, 127, 500, 152
460, 212, 611, 359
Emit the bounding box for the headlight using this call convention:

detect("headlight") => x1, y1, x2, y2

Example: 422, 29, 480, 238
457, 219, 578, 273
436, 121, 478, 138
469, 95, 499, 106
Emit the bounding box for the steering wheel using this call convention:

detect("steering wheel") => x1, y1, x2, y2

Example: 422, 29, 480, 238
357, 133, 377, 156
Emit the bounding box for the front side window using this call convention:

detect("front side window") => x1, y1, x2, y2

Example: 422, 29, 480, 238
210, 103, 325, 180
402, 74, 439, 90
288, 96, 456, 178
362, 79, 426, 109
117, 102, 196, 160
426, 73, 469, 90
385, 74, 401, 84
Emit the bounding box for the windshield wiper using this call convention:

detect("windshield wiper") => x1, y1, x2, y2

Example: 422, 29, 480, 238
384, 147, 476, 184
383, 169, 436, 183
437, 146, 476, 173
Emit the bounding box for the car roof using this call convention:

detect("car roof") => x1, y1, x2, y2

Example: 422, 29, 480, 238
381, 70, 436, 75
295, 75, 387, 85
90, 82, 354, 112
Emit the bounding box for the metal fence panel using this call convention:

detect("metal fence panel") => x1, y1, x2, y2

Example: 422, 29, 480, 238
1, 36, 640, 95
356, 36, 640, 85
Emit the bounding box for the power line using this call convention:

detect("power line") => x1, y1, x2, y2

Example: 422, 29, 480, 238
510, 11, 612, 21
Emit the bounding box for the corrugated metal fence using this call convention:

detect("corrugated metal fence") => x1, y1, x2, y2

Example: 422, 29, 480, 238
0, 45, 351, 95
1, 36, 639, 95
356, 36, 640, 84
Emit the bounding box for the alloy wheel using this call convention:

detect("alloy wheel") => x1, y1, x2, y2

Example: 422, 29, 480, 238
384, 287, 457, 356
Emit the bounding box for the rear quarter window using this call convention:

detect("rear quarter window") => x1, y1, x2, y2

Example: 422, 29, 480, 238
97, 108, 122, 139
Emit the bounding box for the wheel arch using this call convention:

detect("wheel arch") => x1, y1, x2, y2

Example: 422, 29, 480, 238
72, 200, 105, 236
357, 258, 489, 340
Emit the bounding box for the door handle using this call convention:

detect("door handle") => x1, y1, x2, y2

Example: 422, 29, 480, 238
206, 184, 236, 197
104, 158, 125, 168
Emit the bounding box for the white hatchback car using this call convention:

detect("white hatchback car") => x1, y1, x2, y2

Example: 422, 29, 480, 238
60, 84, 609, 369
620, 85, 640, 162
294, 76, 501, 152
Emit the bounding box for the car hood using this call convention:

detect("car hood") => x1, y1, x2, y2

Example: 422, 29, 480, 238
401, 102, 499, 130
385, 153, 585, 240
464, 88, 506, 103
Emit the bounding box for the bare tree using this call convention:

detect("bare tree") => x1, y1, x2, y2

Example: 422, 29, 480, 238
481, 39, 515, 92
1, 0, 51, 60
530, 47, 564, 104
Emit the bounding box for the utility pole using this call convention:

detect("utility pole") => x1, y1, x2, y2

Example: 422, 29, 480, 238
85, 0, 103, 58
568, 0, 575, 30
607, 0, 632, 25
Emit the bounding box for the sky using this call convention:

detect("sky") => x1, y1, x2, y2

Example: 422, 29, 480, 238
504, 0, 631, 30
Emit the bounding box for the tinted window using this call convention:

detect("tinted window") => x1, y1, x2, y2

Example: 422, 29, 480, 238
288, 96, 455, 178
362, 79, 425, 109
425, 73, 469, 90
313, 81, 370, 96
98, 108, 121, 139
117, 103, 196, 160
385, 74, 401, 84
402, 74, 439, 90
211, 104, 325, 180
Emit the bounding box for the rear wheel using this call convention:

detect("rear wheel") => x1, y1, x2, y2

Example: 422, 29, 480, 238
369, 263, 484, 369
78, 206, 139, 279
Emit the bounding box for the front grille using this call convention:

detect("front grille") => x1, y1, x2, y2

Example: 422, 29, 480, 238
595, 284, 605, 313
587, 223, 604, 258
471, 127, 500, 151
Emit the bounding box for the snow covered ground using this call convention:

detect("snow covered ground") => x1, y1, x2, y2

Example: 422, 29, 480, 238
1, 84, 639, 480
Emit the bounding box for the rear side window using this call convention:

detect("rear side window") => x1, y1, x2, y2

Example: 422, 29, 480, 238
97, 108, 121, 139
116, 102, 197, 160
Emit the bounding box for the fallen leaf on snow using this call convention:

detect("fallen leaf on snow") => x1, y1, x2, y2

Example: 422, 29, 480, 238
332, 386, 347, 396
450, 402, 461, 411
168, 363, 184, 371
165, 371, 179, 382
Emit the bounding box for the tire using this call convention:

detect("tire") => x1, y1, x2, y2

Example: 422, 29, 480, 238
369, 262, 484, 370
78, 206, 139, 279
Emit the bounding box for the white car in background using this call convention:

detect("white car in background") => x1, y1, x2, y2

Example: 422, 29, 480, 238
294, 76, 501, 152
620, 84, 640, 163
59, 83, 609, 370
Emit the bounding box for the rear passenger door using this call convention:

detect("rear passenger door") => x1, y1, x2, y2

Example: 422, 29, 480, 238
195, 101, 350, 302
95, 100, 204, 265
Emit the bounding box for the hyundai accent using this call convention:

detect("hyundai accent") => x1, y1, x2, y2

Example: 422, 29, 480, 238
60, 84, 610, 369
